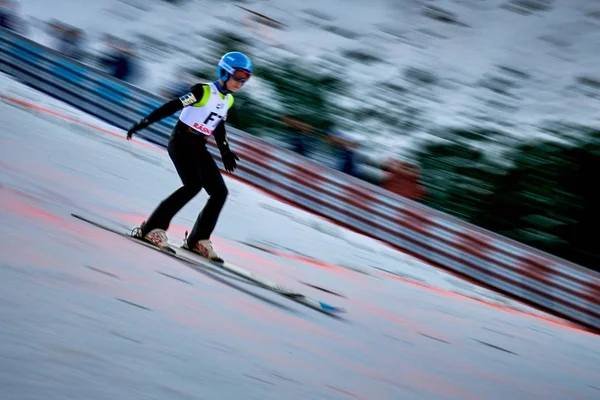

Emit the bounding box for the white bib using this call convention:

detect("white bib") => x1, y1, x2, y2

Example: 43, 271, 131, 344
179, 83, 232, 136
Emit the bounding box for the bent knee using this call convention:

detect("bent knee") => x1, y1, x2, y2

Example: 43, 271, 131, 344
182, 183, 202, 197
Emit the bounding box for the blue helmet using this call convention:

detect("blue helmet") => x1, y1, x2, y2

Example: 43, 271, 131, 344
217, 51, 253, 82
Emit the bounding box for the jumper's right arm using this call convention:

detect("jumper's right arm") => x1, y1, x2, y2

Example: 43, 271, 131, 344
126, 84, 206, 140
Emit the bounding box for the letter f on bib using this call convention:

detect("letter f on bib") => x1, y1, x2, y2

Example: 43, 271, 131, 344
203, 112, 222, 125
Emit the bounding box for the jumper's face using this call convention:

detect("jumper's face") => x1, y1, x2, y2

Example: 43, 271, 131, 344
225, 69, 252, 92
225, 78, 243, 92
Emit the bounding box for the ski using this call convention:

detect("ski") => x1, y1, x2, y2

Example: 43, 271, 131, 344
71, 213, 346, 316
175, 245, 346, 315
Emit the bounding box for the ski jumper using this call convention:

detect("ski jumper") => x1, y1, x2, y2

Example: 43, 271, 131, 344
139, 82, 235, 247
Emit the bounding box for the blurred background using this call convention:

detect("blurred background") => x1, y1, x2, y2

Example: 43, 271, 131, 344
2, 0, 600, 270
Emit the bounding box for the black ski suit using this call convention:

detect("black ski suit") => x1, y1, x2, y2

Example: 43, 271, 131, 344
126, 82, 239, 247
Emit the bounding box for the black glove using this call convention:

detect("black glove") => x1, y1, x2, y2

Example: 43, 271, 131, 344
126, 118, 149, 140
221, 150, 240, 173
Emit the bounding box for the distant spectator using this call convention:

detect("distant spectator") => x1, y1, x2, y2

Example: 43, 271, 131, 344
97, 34, 117, 69
43, 20, 86, 61
59, 27, 86, 61
45, 20, 68, 53
328, 131, 359, 176
382, 159, 426, 201
281, 115, 313, 156
98, 37, 139, 83
112, 49, 134, 81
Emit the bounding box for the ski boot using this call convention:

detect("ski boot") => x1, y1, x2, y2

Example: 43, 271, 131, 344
182, 232, 224, 264
131, 223, 174, 254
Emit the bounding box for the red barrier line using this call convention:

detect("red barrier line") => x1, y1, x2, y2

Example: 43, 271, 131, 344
5, 94, 599, 331
517, 281, 600, 319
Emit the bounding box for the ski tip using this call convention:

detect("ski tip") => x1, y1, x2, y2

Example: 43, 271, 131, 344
320, 302, 346, 314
